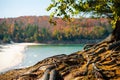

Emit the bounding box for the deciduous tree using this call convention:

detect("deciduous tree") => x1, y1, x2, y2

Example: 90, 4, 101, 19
47, 0, 120, 42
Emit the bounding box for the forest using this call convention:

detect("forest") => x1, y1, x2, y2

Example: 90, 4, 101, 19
0, 16, 112, 43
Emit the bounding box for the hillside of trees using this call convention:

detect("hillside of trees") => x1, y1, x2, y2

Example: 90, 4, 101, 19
0, 16, 112, 43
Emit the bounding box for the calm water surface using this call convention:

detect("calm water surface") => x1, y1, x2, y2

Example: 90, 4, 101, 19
19, 44, 84, 68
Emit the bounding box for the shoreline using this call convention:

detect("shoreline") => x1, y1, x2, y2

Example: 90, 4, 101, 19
39, 39, 103, 44
0, 42, 84, 73
0, 40, 102, 73
0, 43, 32, 72
0, 43, 48, 73
0, 39, 103, 45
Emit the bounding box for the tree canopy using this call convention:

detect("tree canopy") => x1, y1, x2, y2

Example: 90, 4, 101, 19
47, 0, 120, 27
0, 16, 112, 43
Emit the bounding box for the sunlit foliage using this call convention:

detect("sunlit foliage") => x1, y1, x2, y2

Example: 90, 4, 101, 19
0, 16, 112, 43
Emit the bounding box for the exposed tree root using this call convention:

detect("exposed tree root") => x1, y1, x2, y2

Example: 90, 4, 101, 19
0, 40, 120, 80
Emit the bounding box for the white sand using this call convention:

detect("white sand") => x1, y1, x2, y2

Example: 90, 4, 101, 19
0, 43, 40, 72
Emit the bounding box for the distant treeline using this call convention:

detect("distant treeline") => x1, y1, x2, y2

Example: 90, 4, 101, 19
0, 16, 112, 43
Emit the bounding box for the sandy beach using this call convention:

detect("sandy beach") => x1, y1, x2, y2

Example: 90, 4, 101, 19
0, 43, 40, 72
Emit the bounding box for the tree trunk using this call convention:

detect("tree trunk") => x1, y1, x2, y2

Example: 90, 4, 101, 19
112, 20, 120, 41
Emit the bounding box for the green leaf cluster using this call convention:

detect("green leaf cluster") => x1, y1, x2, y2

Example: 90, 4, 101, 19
47, 0, 120, 27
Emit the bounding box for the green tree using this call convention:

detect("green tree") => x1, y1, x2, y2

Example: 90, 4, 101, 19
0, 21, 10, 43
13, 21, 24, 42
0, 21, 7, 40
24, 24, 39, 42
47, 0, 120, 42
40, 27, 51, 40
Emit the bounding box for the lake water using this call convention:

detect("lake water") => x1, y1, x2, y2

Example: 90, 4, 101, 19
0, 43, 84, 72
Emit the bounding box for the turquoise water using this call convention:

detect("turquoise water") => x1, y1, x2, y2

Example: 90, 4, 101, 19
19, 44, 84, 68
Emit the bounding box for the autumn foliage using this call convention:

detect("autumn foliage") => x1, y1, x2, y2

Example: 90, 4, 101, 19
0, 16, 112, 43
